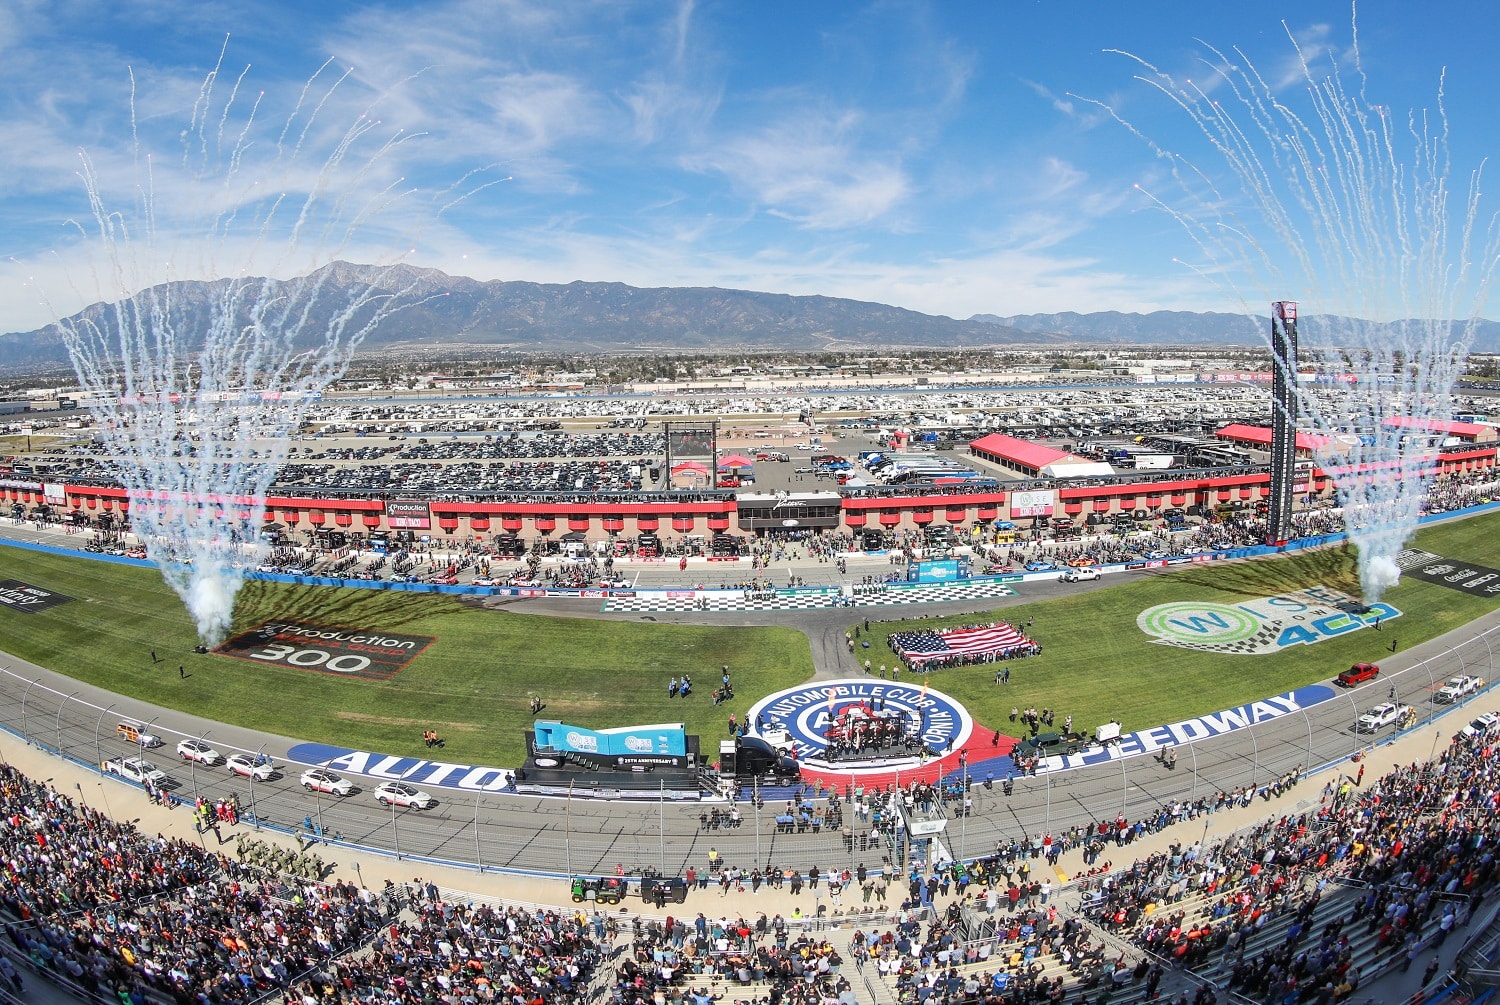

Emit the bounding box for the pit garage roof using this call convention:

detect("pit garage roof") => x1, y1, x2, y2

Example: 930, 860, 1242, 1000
1215, 423, 1330, 451
1383, 415, 1492, 440
969, 433, 1073, 471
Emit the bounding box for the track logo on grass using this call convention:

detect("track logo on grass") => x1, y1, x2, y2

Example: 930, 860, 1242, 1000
1138, 585, 1400, 655
218, 620, 434, 680
745, 678, 972, 761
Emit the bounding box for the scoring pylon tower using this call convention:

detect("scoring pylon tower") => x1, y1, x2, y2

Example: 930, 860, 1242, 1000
1267, 301, 1299, 544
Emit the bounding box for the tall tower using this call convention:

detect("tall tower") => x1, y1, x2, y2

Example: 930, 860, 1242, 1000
1268, 301, 1299, 544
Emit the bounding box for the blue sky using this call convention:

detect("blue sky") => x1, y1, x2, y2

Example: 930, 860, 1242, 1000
1, 0, 1495, 333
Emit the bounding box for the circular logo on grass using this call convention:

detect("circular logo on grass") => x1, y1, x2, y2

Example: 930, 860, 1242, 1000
1139, 601, 1260, 645
745, 678, 972, 764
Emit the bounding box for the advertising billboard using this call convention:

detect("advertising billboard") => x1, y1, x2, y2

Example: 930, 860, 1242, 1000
1010, 489, 1056, 518
533, 720, 687, 757
386, 498, 432, 529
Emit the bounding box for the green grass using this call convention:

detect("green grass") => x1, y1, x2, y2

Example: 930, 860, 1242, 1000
863, 513, 1500, 742
4, 511, 1499, 764
0, 549, 813, 764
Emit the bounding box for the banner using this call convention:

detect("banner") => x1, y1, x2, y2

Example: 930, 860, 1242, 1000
43, 482, 66, 506
0, 580, 73, 614
386, 498, 432, 530
218, 619, 434, 681
532, 720, 687, 757
1397, 549, 1500, 598
1010, 489, 1055, 518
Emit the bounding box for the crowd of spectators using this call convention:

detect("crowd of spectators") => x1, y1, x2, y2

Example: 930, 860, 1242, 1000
295, 892, 606, 1005
1092, 722, 1500, 1002
0, 764, 394, 1005
617, 910, 854, 1005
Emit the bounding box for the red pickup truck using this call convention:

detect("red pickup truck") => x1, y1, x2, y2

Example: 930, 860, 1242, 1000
1336, 662, 1380, 688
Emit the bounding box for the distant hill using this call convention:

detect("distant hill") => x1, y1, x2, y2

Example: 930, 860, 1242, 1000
973, 310, 1500, 352
0, 263, 1047, 368
970, 310, 1263, 345
5, 266, 1497, 369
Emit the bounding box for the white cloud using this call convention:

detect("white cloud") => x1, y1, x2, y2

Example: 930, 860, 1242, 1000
688, 109, 911, 229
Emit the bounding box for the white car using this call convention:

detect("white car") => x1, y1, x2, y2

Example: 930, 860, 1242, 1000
374, 781, 435, 809
1434, 675, 1485, 704
176, 739, 223, 765
1459, 711, 1500, 739
470, 577, 496, 587
226, 753, 276, 780
1060, 568, 1102, 583
300, 768, 354, 796
1356, 702, 1413, 733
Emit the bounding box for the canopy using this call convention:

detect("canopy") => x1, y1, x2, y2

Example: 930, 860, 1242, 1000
670, 460, 709, 474
717, 453, 755, 468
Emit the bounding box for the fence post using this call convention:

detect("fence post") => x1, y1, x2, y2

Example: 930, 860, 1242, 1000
55, 691, 79, 755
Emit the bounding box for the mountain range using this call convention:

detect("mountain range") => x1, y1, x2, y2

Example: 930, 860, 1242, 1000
3, 262, 1496, 368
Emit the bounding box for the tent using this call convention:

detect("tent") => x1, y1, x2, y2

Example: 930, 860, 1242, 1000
716, 453, 755, 469
670, 460, 709, 474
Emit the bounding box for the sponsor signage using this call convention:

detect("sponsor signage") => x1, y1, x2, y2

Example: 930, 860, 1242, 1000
0, 579, 72, 614
533, 720, 687, 757
913, 559, 961, 583
43, 482, 66, 506
386, 498, 432, 529
218, 619, 434, 681
1035, 685, 1339, 774
745, 679, 972, 764
1396, 549, 1500, 598
1138, 585, 1399, 655
1010, 489, 1055, 518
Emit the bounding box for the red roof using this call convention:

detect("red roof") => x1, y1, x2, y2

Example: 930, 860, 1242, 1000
1215, 423, 1330, 451
1382, 415, 1488, 438
970, 433, 1072, 471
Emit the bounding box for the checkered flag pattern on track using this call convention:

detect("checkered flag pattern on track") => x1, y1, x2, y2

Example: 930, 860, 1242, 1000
602, 581, 1017, 613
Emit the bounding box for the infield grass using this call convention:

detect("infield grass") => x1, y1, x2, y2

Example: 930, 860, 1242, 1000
2, 511, 1498, 765
866, 513, 1500, 744
0, 548, 813, 765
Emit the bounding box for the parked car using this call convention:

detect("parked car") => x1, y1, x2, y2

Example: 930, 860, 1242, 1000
176, 739, 223, 765
226, 753, 276, 780
300, 768, 354, 796
1336, 663, 1380, 688
1459, 711, 1500, 740
374, 781, 435, 809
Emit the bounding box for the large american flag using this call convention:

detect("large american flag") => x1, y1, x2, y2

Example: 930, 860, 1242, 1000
893, 624, 1028, 665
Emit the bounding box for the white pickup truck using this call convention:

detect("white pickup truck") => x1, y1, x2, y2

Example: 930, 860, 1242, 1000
1434, 675, 1485, 704
104, 756, 167, 786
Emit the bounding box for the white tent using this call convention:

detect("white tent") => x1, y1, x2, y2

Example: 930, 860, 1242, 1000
1040, 458, 1116, 479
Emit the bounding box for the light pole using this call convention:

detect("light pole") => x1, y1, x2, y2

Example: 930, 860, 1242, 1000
189, 730, 213, 801
93, 702, 117, 769
249, 743, 267, 830
753, 776, 762, 868
1120, 749, 1128, 816
659, 779, 666, 875
565, 781, 574, 879
138, 715, 161, 772
391, 797, 401, 860
19, 677, 42, 744
55, 691, 79, 755
1248, 725, 1260, 793
474, 791, 482, 872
